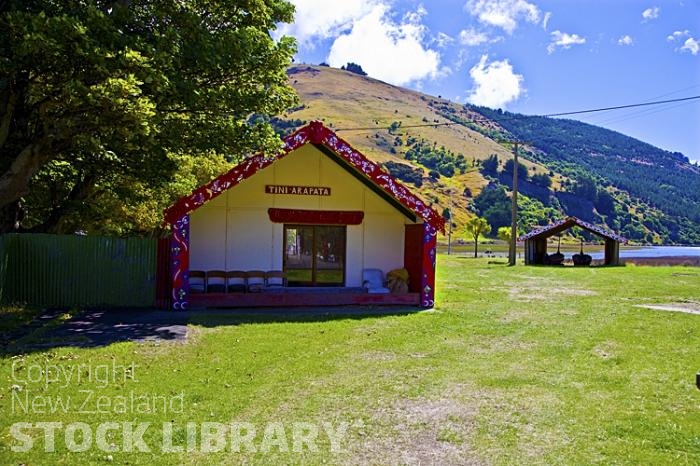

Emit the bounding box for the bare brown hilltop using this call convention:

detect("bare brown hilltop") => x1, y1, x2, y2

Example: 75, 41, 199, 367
284, 65, 551, 234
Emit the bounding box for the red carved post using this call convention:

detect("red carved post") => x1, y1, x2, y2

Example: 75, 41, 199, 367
420, 223, 437, 308
170, 215, 190, 310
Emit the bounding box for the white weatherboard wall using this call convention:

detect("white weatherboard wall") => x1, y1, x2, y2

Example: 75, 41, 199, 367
189, 144, 419, 286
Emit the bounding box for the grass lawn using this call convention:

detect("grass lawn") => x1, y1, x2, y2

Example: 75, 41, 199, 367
1, 256, 699, 464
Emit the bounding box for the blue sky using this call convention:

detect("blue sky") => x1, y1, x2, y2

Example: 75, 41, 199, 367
276, 0, 700, 162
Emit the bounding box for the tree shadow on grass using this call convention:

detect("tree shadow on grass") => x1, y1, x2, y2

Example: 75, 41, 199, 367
1, 306, 423, 356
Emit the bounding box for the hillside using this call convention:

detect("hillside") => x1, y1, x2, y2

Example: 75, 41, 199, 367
276, 65, 700, 245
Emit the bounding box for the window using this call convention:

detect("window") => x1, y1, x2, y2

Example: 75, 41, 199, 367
283, 225, 346, 286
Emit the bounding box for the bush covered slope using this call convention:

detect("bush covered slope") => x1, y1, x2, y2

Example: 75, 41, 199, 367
472, 107, 700, 243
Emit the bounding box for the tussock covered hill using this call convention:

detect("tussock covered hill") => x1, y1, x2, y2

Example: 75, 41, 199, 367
273, 65, 700, 245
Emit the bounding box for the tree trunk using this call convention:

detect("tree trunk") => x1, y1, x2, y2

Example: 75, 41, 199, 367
0, 141, 50, 233
25, 174, 97, 233
0, 200, 24, 233
473, 234, 479, 258
0, 87, 18, 149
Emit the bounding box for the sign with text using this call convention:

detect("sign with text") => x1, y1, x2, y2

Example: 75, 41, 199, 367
265, 185, 331, 196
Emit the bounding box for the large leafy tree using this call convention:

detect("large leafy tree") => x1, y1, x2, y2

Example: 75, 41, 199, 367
0, 0, 298, 234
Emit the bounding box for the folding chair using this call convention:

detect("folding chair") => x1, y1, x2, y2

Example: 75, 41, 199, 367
265, 270, 287, 289
246, 270, 266, 293
226, 270, 247, 293
206, 270, 226, 293
189, 270, 206, 293
362, 268, 390, 294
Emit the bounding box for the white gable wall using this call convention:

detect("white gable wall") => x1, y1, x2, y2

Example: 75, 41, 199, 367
189, 144, 417, 286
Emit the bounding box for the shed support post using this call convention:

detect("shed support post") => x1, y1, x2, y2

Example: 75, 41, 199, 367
605, 239, 620, 266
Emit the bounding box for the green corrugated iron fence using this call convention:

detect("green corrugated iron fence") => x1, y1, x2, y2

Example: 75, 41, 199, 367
0, 234, 158, 307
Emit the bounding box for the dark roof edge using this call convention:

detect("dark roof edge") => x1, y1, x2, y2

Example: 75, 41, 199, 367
518, 216, 628, 243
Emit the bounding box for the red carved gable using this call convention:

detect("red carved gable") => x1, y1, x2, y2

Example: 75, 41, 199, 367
164, 121, 445, 233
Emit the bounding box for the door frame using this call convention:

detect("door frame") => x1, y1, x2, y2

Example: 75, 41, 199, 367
283, 224, 347, 287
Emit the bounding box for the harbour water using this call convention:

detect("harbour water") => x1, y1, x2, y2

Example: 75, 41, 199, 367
589, 246, 700, 260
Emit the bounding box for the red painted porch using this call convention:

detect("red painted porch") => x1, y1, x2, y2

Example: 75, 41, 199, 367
188, 288, 420, 308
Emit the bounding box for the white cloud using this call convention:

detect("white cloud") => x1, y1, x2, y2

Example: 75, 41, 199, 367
618, 35, 634, 46
459, 28, 490, 46
542, 11, 552, 31
667, 30, 689, 41
681, 37, 699, 55
667, 30, 699, 55
455, 49, 471, 70
466, 54, 524, 108
642, 6, 660, 21
435, 32, 455, 48
465, 0, 540, 34
275, 0, 380, 47
667, 30, 686, 41
547, 30, 586, 54
327, 5, 443, 86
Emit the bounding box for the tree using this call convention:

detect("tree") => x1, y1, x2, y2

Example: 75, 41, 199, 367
388, 121, 401, 134
594, 189, 616, 217
442, 207, 451, 221
342, 62, 368, 76
1, 0, 298, 233
497, 226, 511, 243
531, 173, 552, 189
383, 161, 423, 187
465, 217, 491, 258
503, 158, 529, 181
438, 161, 455, 177
473, 185, 511, 231
480, 154, 499, 176
572, 174, 598, 201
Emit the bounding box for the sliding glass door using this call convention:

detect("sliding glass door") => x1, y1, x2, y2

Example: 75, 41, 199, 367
284, 225, 346, 286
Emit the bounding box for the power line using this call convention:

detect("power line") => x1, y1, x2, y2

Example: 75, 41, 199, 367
543, 95, 700, 118
589, 84, 700, 125
594, 100, 695, 127
334, 94, 700, 132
